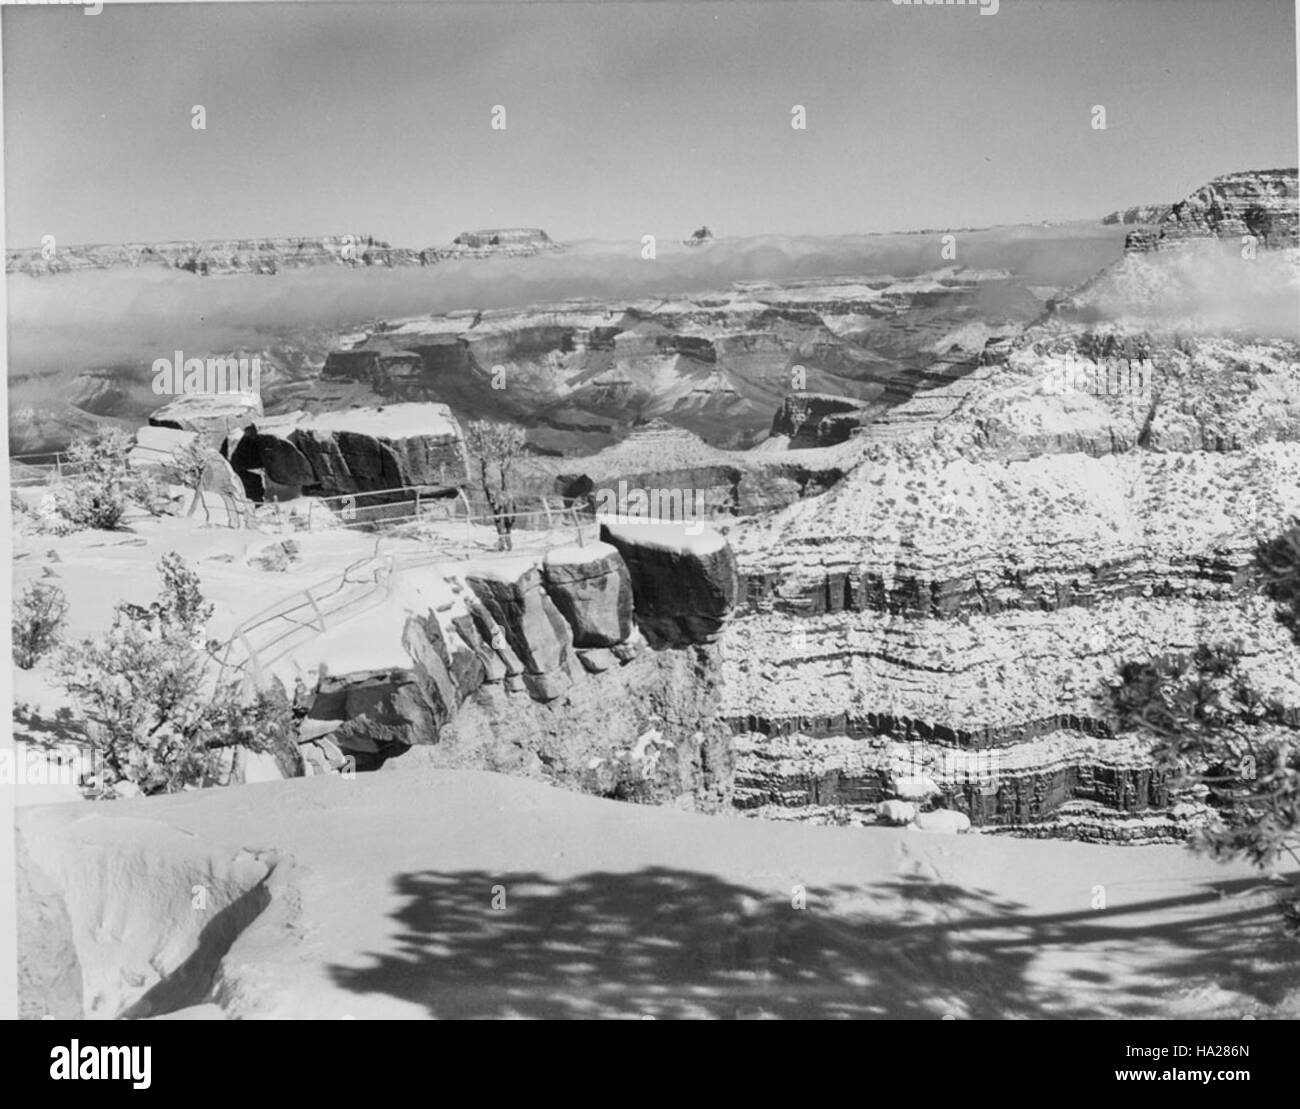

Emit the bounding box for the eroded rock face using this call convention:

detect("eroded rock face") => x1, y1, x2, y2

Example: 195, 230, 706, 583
309, 266, 1057, 451
465, 560, 575, 702
599, 518, 740, 648
228, 402, 468, 498
1124, 169, 1299, 253
541, 542, 634, 647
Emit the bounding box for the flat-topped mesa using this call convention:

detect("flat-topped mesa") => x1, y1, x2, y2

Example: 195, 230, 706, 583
6, 229, 566, 276
227, 401, 469, 501
445, 228, 560, 256
6, 235, 420, 277
1124, 168, 1299, 253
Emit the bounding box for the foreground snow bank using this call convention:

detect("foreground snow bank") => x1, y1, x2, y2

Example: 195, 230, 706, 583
17, 768, 1299, 1020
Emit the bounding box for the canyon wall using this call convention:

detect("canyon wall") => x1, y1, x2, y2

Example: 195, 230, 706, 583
722, 172, 1300, 839
305, 268, 1043, 451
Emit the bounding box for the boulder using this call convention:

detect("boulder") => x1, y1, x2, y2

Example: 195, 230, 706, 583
914, 809, 972, 834
576, 647, 617, 673
127, 425, 200, 470
877, 800, 917, 826
598, 517, 739, 647
149, 391, 262, 436
305, 667, 442, 754
541, 541, 633, 647
894, 775, 940, 802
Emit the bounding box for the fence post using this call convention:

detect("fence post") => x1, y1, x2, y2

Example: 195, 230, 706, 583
304, 585, 326, 631
238, 630, 262, 688
414, 488, 421, 522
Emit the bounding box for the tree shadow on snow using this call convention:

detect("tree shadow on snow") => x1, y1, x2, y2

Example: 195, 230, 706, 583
329, 867, 1300, 1019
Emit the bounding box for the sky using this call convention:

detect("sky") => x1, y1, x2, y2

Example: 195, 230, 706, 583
2, 0, 1297, 248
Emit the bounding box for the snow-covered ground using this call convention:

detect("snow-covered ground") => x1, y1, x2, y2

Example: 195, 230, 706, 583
18, 767, 1300, 1020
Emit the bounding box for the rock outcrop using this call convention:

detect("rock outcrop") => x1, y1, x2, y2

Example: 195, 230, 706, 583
149, 391, 262, 438
771, 392, 872, 448
1124, 169, 1298, 253
297, 522, 739, 809
541, 542, 634, 648
600, 517, 740, 648
228, 402, 468, 499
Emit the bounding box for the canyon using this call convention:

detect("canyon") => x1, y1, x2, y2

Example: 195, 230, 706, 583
11, 169, 1300, 841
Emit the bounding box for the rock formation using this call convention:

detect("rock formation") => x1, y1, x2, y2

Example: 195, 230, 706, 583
448, 228, 560, 256
1101, 204, 1173, 226
524, 419, 860, 521
599, 517, 740, 648
296, 521, 739, 808
6, 230, 564, 277
149, 391, 262, 438
1123, 169, 1298, 253
771, 392, 872, 448
227, 402, 468, 500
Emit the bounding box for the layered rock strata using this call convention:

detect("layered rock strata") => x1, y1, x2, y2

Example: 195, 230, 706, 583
724, 178, 1300, 838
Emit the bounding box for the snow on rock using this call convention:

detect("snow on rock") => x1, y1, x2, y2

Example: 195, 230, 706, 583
914, 809, 973, 834
149, 391, 262, 436
599, 517, 739, 647
229, 402, 468, 499
893, 776, 940, 803
127, 425, 200, 469
876, 800, 917, 826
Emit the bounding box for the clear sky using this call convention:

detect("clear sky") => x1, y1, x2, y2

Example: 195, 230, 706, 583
3, 0, 1296, 248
